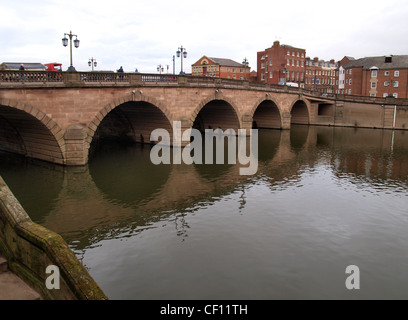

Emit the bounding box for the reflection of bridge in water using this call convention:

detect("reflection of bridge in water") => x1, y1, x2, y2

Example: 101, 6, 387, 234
1, 126, 407, 252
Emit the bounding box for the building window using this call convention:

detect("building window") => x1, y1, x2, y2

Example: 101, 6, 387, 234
261, 63, 265, 69
394, 70, 399, 77
349, 79, 352, 85
384, 71, 389, 76
269, 60, 272, 66
296, 60, 299, 67
349, 69, 352, 75
292, 60, 295, 66
269, 72, 273, 78
393, 81, 399, 87
393, 93, 398, 98
370, 93, 376, 97
384, 81, 390, 87
287, 51, 290, 55
348, 89, 352, 94
287, 59, 290, 66
371, 82, 377, 89
371, 70, 378, 77
383, 93, 388, 97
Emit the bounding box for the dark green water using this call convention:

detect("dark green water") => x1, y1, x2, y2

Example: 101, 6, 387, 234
1, 126, 408, 299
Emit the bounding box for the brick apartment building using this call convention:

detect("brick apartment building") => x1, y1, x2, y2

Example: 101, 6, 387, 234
304, 57, 337, 93
257, 41, 306, 85
191, 56, 251, 80
336, 55, 408, 98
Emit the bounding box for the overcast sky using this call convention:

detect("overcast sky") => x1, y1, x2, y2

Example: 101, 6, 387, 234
1, 0, 407, 74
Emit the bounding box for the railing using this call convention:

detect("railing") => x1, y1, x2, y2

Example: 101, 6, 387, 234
186, 75, 219, 84
1, 70, 407, 104
141, 74, 178, 83
80, 72, 129, 83
0, 70, 63, 83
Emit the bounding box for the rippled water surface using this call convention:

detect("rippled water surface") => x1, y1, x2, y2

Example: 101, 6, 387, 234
1, 126, 408, 299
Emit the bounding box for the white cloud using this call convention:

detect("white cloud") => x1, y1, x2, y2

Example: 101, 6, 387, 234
1, 0, 407, 73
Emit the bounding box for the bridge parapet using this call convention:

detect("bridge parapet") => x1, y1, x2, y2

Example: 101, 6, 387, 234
0, 70, 64, 84
1, 70, 407, 106
0, 70, 306, 92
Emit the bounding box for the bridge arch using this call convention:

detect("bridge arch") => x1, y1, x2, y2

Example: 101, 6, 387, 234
0, 98, 65, 164
289, 98, 310, 125
250, 96, 283, 129
87, 93, 173, 156
191, 94, 241, 133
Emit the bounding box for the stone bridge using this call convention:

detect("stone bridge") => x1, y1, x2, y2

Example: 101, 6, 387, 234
1, 70, 407, 165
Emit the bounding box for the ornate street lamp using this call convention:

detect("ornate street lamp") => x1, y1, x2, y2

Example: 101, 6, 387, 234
279, 66, 288, 85
242, 57, 249, 68
157, 64, 164, 74
88, 57, 97, 71
176, 46, 187, 75
62, 31, 80, 72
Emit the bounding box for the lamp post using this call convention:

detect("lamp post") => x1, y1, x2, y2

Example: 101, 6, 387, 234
157, 64, 164, 74
88, 57, 97, 71
242, 57, 249, 80
282, 67, 288, 85
62, 31, 80, 72
176, 46, 187, 75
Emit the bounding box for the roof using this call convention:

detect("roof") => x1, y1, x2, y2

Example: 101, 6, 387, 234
280, 44, 305, 51
0, 62, 46, 70
343, 55, 408, 70
208, 57, 245, 67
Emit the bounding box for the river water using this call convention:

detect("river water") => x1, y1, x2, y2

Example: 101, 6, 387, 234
0, 125, 407, 300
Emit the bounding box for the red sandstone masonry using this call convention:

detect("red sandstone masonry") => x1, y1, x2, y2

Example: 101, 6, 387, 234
1, 81, 407, 165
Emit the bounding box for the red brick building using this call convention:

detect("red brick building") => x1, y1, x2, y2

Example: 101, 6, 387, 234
191, 56, 251, 80
336, 55, 408, 98
304, 57, 337, 93
257, 41, 306, 85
